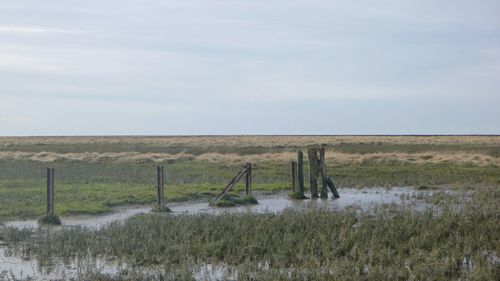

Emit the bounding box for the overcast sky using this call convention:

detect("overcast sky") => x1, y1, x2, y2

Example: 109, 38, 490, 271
0, 0, 499, 135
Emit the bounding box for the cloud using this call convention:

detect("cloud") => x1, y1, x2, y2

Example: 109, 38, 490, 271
0, 25, 81, 34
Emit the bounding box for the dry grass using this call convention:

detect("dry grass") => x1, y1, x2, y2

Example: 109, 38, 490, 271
1, 135, 499, 147
0, 150, 497, 166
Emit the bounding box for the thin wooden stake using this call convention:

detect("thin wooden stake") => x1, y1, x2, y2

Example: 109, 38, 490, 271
291, 161, 298, 193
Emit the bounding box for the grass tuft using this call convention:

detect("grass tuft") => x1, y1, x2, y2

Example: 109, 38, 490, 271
38, 213, 61, 225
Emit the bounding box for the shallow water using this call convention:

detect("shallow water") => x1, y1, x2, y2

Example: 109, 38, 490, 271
1, 187, 431, 280
5, 187, 427, 230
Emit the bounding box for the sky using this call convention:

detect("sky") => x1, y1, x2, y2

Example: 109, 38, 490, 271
0, 0, 499, 135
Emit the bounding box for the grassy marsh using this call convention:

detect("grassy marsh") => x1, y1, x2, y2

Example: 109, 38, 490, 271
0, 136, 499, 219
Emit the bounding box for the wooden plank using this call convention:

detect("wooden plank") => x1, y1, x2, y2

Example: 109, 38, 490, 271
297, 150, 305, 196
214, 165, 249, 201
291, 161, 297, 193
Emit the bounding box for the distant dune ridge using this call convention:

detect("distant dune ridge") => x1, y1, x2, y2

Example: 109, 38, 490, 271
0, 135, 498, 166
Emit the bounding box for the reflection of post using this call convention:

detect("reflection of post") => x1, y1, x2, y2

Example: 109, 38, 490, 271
291, 161, 298, 193
297, 151, 305, 196
245, 163, 252, 196
319, 146, 328, 199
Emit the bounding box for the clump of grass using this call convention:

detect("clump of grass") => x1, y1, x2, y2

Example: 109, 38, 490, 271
37, 213, 61, 225
209, 194, 258, 207
288, 192, 308, 199
151, 205, 172, 213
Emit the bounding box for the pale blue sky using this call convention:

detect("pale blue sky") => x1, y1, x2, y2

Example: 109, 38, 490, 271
1, 0, 499, 135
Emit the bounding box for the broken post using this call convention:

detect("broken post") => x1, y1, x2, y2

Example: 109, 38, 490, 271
245, 163, 252, 196
297, 150, 305, 196
291, 161, 298, 193
308, 148, 319, 199
319, 146, 328, 199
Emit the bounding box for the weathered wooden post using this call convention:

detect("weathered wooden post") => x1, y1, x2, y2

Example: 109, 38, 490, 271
154, 165, 171, 212
319, 146, 328, 199
308, 148, 319, 198
39, 167, 60, 225
297, 150, 305, 196
245, 163, 252, 196
46, 168, 54, 215
291, 161, 298, 193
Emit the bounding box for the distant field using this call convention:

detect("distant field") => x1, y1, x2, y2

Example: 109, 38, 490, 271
0, 135, 499, 219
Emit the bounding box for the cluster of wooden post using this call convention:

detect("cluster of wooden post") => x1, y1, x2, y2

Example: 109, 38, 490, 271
46, 168, 55, 215
292, 146, 340, 199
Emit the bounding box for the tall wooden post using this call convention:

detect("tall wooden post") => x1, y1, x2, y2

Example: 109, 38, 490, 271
308, 148, 319, 199
297, 151, 305, 196
156, 165, 164, 208
319, 146, 328, 199
245, 163, 252, 196
46, 168, 53, 215
291, 161, 298, 193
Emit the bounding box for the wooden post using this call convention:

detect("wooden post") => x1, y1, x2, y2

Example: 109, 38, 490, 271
46, 168, 52, 215
308, 148, 319, 199
319, 146, 328, 199
161, 165, 165, 206
245, 163, 252, 196
156, 166, 163, 207
291, 161, 298, 193
51, 168, 54, 214
297, 151, 305, 196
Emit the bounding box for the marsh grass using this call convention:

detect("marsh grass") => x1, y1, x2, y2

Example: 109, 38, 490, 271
3, 187, 499, 280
